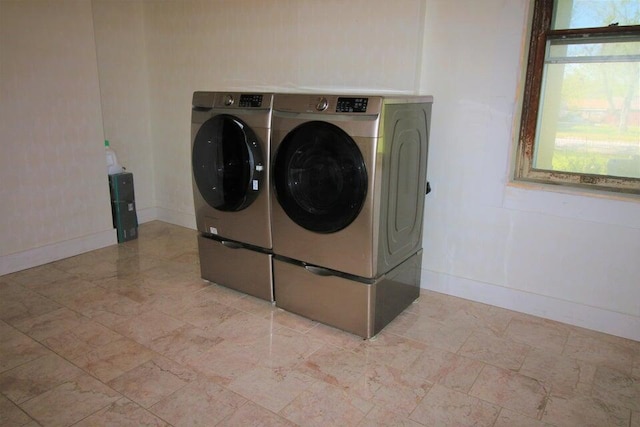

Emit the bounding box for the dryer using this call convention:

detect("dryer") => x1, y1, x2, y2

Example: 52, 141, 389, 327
270, 94, 433, 337
191, 92, 274, 301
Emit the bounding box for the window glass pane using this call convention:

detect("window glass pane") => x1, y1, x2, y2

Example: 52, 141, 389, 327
533, 44, 640, 178
553, 0, 640, 30
547, 39, 640, 63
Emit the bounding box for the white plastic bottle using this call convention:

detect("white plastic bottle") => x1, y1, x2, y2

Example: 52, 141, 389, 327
104, 140, 124, 175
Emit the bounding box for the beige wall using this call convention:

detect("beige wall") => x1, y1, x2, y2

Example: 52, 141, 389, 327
0, 0, 114, 269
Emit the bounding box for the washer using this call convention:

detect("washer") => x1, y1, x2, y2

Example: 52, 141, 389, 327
270, 93, 433, 337
191, 91, 274, 301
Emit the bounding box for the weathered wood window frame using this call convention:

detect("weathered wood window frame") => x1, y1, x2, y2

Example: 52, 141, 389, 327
515, 0, 640, 194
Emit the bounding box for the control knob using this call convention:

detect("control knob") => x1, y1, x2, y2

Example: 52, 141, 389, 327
223, 94, 234, 106
316, 97, 329, 111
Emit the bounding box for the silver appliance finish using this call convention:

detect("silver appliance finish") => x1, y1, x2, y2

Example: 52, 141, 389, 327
192, 92, 273, 248
274, 250, 423, 338
270, 93, 433, 337
270, 93, 433, 278
191, 91, 274, 301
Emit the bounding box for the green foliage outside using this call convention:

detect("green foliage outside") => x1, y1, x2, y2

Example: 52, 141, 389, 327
553, 150, 615, 175
556, 124, 640, 143
552, 124, 640, 177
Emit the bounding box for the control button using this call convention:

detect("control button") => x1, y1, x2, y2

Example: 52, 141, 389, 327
224, 94, 234, 106
316, 97, 329, 111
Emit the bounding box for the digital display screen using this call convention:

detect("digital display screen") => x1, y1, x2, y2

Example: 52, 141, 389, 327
336, 97, 368, 113
239, 94, 263, 107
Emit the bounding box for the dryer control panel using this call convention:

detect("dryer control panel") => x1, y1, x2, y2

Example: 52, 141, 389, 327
273, 94, 383, 115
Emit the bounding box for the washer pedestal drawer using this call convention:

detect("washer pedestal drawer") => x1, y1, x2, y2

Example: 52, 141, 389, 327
274, 250, 421, 338
198, 235, 273, 301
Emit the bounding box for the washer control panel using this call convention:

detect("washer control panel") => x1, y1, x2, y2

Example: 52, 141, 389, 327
203, 93, 267, 109
239, 94, 263, 108
336, 97, 368, 113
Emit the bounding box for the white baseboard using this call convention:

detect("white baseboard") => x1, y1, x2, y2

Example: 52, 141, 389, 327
136, 206, 158, 224
421, 269, 640, 342
155, 207, 196, 230
0, 207, 196, 277
0, 229, 117, 276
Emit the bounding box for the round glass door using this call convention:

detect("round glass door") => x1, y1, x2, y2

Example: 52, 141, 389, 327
192, 114, 263, 212
274, 121, 367, 233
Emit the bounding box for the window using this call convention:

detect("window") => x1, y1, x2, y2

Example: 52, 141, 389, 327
516, 0, 640, 194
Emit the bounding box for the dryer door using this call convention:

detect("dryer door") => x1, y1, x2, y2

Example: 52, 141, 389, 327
274, 121, 367, 233
192, 114, 264, 212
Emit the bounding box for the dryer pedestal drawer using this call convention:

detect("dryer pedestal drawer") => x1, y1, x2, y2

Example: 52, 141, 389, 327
198, 235, 273, 301
274, 250, 421, 338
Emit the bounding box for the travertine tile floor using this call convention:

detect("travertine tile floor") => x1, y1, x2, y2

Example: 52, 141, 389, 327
1, 221, 638, 427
